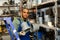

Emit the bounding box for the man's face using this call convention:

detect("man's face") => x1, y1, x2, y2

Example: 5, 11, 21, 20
22, 9, 29, 19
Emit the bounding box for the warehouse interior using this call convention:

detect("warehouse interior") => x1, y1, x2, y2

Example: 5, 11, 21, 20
0, 0, 60, 40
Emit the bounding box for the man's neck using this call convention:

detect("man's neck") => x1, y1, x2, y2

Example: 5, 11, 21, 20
23, 18, 27, 22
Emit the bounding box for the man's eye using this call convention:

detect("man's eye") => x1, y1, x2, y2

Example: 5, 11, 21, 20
23, 12, 26, 13
23, 12, 28, 13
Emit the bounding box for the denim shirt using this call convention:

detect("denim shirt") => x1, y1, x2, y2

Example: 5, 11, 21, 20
17, 18, 31, 40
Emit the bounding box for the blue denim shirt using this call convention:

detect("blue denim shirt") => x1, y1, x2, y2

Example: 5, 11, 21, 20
17, 19, 31, 40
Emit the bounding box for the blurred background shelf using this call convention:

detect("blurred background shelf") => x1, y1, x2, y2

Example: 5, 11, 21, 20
0, 5, 19, 7
29, 0, 60, 9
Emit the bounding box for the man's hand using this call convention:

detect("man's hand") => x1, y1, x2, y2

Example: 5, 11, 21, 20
19, 31, 26, 36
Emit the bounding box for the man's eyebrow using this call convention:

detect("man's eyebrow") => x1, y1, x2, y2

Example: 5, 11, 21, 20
23, 11, 28, 13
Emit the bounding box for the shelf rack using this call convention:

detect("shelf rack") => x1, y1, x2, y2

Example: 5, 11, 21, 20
25, 0, 60, 40
0, 5, 19, 7
29, 0, 60, 9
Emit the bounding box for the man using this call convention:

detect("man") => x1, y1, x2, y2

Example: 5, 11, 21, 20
17, 8, 31, 40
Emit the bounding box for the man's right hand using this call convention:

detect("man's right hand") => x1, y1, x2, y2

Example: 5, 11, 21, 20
19, 31, 26, 36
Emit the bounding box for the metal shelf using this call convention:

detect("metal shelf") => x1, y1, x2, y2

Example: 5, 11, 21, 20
0, 15, 20, 17
0, 5, 19, 7
0, 15, 12, 17
29, 0, 60, 9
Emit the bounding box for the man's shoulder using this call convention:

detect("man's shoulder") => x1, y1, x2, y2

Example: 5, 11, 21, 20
13, 17, 21, 24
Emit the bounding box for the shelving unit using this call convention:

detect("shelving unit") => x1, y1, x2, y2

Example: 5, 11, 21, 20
29, 0, 60, 9
25, 0, 60, 40
0, 0, 21, 36
0, 6, 19, 7
27, 0, 60, 27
